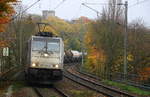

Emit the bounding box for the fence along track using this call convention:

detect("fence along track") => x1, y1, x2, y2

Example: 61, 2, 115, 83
64, 66, 137, 97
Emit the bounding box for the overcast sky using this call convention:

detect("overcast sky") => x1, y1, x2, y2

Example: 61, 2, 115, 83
21, 0, 150, 27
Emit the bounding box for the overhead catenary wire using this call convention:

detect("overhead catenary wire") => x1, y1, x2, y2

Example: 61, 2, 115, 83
83, 0, 150, 8
129, 0, 150, 7
82, 2, 125, 11
11, 0, 40, 21
83, 2, 109, 5
82, 3, 101, 18
54, 0, 67, 10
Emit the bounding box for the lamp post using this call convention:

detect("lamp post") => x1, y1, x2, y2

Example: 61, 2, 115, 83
80, 18, 85, 71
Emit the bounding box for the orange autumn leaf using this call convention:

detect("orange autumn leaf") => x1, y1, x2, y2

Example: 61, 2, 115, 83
0, 40, 9, 47
0, 0, 17, 31
0, 17, 10, 24
138, 67, 150, 81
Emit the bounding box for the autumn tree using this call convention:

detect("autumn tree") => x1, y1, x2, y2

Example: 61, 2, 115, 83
42, 16, 90, 51
0, 0, 18, 72
5, 3, 40, 65
127, 20, 150, 84
6, 14, 39, 65
84, 0, 124, 79
0, 0, 18, 51
84, 0, 150, 85
0, 0, 17, 32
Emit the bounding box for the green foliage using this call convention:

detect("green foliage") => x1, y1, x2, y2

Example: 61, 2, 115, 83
128, 23, 150, 73
102, 80, 150, 96
43, 16, 73, 35
85, 19, 124, 79
67, 38, 81, 51
42, 16, 88, 51
70, 90, 94, 97
84, 58, 95, 73
12, 82, 26, 92
5, 15, 38, 65
84, 0, 150, 84
84, 4, 124, 77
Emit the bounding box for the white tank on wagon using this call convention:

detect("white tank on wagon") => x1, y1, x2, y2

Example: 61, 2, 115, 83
25, 32, 64, 84
71, 50, 81, 58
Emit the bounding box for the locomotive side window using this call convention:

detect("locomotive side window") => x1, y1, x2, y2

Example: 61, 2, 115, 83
32, 41, 46, 51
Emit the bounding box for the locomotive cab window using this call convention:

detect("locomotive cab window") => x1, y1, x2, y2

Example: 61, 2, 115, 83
31, 38, 60, 53
47, 42, 60, 52
32, 41, 46, 51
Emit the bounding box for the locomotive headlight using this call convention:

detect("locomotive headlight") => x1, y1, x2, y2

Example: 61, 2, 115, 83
53, 64, 59, 68
55, 64, 59, 68
44, 53, 49, 57
31, 63, 36, 67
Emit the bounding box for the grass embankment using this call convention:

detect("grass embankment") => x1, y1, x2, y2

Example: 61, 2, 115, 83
102, 80, 150, 96
12, 81, 26, 92
70, 90, 94, 97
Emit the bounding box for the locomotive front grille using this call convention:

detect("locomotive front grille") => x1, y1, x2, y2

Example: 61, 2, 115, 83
28, 68, 62, 80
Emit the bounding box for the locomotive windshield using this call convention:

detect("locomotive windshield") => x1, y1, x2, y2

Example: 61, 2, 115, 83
47, 42, 60, 52
32, 39, 60, 52
32, 41, 46, 51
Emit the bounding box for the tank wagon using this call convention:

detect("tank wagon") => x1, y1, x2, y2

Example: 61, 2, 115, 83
64, 50, 82, 63
25, 32, 64, 84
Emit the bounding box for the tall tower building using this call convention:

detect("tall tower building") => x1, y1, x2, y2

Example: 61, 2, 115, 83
42, 10, 55, 19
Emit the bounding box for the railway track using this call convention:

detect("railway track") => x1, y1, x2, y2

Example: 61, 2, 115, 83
33, 87, 43, 97
64, 66, 137, 97
0, 66, 17, 78
0, 66, 24, 83
53, 86, 70, 97
33, 86, 69, 97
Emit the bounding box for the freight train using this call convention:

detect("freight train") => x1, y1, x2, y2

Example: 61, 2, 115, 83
25, 32, 64, 84
64, 50, 82, 63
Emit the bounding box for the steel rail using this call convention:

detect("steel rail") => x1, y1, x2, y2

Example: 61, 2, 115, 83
0, 66, 16, 77
75, 65, 150, 90
33, 87, 69, 97
53, 86, 70, 97
73, 65, 102, 81
64, 67, 137, 97
0, 66, 22, 81
33, 87, 44, 97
